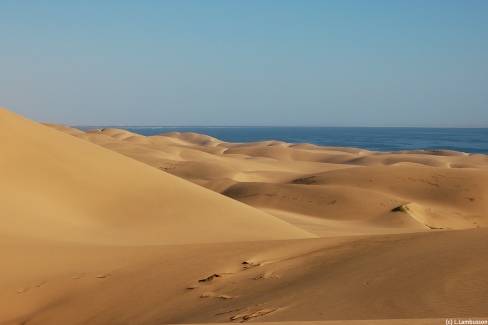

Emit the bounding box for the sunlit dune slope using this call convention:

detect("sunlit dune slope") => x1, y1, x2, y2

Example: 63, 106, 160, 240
2, 228, 487, 324
0, 108, 314, 245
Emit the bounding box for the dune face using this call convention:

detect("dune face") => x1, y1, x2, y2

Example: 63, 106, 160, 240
0, 108, 313, 245
2, 109, 487, 324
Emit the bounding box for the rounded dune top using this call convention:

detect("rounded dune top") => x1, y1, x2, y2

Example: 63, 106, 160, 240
0, 108, 314, 245
161, 131, 223, 147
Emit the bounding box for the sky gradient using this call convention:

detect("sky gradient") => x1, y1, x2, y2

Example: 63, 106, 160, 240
1, 0, 487, 126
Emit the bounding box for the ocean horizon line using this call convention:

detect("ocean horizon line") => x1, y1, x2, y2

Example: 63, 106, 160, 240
68, 125, 488, 129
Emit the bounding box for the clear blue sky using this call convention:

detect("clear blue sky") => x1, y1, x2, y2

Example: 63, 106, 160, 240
1, 0, 487, 126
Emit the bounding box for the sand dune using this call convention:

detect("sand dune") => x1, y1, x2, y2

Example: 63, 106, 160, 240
0, 108, 313, 245
50, 123, 488, 234
2, 228, 487, 324
1, 108, 486, 324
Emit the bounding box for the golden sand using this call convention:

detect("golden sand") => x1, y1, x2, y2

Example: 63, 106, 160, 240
1, 107, 486, 324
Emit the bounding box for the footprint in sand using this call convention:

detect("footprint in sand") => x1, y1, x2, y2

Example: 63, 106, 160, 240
16, 280, 47, 293
188, 273, 233, 291
198, 273, 232, 283
230, 308, 278, 322
36, 281, 47, 288
96, 274, 110, 279
250, 270, 279, 280
200, 293, 237, 299
200, 292, 213, 298
242, 261, 261, 269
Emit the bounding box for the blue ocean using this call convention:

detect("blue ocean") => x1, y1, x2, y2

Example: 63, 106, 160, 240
76, 126, 488, 155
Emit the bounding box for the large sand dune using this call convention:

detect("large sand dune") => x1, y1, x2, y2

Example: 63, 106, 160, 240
1, 108, 487, 324
0, 108, 313, 245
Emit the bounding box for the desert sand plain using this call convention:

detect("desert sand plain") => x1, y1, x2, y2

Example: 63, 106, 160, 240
1, 107, 488, 324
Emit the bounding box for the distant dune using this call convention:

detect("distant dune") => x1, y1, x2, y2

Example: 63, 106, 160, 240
48, 122, 488, 236
1, 107, 487, 324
